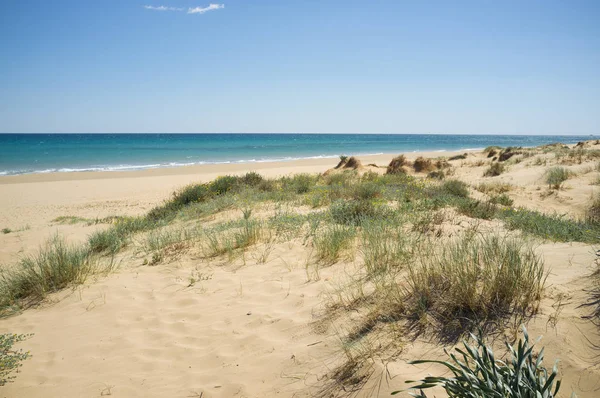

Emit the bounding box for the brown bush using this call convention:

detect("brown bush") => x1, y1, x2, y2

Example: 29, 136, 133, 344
345, 156, 362, 169
413, 157, 435, 172
435, 159, 451, 169
386, 155, 408, 175
449, 153, 467, 161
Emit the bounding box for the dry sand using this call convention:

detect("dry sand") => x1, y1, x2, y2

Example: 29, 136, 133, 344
1, 148, 599, 397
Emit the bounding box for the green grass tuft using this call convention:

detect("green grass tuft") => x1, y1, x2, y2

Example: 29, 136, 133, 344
499, 207, 600, 243
0, 236, 109, 314
404, 235, 546, 339
314, 225, 356, 264
545, 166, 570, 190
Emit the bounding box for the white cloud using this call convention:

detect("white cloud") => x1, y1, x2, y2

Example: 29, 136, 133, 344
144, 5, 184, 11
187, 4, 224, 14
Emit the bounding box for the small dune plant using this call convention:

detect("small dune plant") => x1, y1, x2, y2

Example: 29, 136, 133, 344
545, 167, 570, 190
484, 162, 505, 177
441, 179, 470, 198
587, 194, 600, 224
0, 333, 32, 386
396, 327, 566, 398
490, 193, 514, 207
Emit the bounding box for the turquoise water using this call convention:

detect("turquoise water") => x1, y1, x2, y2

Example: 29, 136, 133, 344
0, 133, 594, 176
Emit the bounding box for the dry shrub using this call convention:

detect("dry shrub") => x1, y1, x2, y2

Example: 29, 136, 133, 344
386, 155, 408, 175
449, 153, 468, 161
413, 157, 435, 173
435, 159, 450, 169
345, 156, 362, 169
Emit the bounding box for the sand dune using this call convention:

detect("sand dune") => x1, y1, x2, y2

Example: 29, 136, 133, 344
1, 147, 600, 397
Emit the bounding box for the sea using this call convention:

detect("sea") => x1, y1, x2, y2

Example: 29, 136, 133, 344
0, 133, 595, 176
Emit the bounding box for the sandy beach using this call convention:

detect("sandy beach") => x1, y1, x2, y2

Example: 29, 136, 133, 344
1, 146, 599, 397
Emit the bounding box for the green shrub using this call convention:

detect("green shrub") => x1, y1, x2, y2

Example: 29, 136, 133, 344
545, 167, 570, 190
352, 181, 382, 200
240, 171, 263, 187
398, 327, 564, 398
1, 333, 32, 386
330, 199, 384, 225
458, 200, 498, 220
484, 162, 505, 177
283, 173, 315, 194
172, 184, 211, 207
257, 179, 276, 192
325, 171, 355, 187
1, 228, 11, 234
361, 170, 380, 181
490, 193, 514, 206
209, 175, 240, 195
441, 180, 470, 198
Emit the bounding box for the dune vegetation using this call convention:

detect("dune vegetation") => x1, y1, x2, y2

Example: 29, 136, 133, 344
2, 142, 600, 396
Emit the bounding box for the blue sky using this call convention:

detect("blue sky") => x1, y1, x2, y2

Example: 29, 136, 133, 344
0, 0, 598, 134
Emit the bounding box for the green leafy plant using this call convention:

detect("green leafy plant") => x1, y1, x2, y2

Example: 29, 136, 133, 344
395, 327, 568, 398
0, 333, 32, 386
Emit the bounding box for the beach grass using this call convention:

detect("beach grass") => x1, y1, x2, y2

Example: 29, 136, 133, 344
404, 234, 546, 339
4, 149, 600, 396
545, 166, 571, 189
0, 236, 114, 315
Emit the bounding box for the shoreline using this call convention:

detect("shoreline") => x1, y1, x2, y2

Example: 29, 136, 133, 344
0, 149, 477, 184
